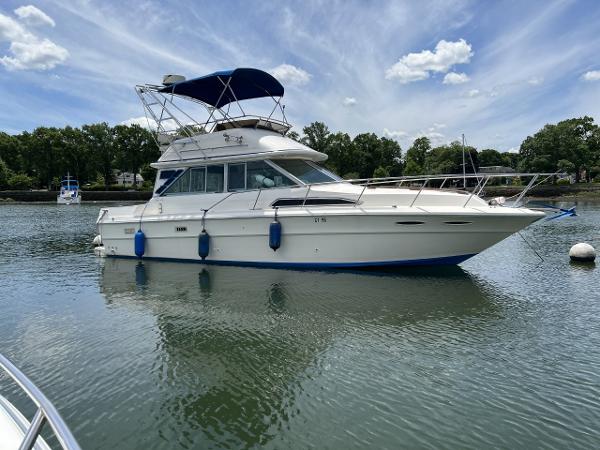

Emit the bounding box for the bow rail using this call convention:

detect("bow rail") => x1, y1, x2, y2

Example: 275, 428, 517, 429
0, 353, 81, 450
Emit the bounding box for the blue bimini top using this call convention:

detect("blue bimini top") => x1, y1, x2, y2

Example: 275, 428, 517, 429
158, 68, 284, 108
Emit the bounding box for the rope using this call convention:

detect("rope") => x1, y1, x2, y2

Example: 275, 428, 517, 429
518, 231, 544, 264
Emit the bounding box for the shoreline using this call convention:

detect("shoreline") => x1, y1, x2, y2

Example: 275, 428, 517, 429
0, 190, 152, 202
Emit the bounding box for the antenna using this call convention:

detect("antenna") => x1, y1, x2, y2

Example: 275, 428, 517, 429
462, 134, 466, 189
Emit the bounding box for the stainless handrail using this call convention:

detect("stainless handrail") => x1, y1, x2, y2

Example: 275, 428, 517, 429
149, 171, 561, 217
0, 354, 81, 450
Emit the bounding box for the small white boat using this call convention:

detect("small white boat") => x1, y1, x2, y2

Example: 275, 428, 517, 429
0, 353, 81, 450
57, 174, 81, 205
94, 68, 547, 269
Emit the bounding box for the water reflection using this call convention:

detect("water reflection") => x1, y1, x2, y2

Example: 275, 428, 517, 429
99, 259, 497, 448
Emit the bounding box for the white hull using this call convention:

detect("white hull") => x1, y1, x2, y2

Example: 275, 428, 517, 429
57, 194, 81, 205
97, 206, 543, 268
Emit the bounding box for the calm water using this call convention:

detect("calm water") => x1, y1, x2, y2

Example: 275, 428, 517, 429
0, 202, 599, 449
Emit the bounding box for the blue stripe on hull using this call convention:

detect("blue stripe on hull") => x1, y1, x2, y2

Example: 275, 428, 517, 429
108, 253, 477, 269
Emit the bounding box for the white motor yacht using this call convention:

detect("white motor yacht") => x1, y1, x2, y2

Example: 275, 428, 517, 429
57, 174, 81, 205
94, 68, 546, 268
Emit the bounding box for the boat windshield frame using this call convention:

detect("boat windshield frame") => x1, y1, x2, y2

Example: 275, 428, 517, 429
268, 159, 342, 184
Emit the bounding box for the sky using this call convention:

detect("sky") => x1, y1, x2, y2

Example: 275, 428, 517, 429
1, 0, 600, 153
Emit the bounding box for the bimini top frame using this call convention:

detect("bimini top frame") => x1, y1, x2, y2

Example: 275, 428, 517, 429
136, 68, 290, 146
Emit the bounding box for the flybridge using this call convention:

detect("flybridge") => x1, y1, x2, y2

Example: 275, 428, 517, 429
136, 68, 291, 147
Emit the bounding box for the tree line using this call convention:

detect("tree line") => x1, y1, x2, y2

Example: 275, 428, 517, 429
291, 115, 600, 182
1, 116, 599, 190
0, 123, 159, 190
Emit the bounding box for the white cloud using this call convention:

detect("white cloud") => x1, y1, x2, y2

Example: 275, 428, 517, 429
413, 131, 446, 146
342, 96, 357, 106
433, 122, 447, 129
120, 116, 157, 130
0, 12, 28, 41
270, 63, 311, 86
383, 128, 407, 139
467, 89, 481, 97
14, 5, 56, 27
582, 70, 600, 81
385, 39, 473, 83
0, 9, 68, 71
507, 147, 519, 154
443, 72, 470, 84
527, 76, 544, 85
2, 38, 68, 70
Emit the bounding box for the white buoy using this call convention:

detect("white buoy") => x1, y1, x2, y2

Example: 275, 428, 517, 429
569, 243, 596, 262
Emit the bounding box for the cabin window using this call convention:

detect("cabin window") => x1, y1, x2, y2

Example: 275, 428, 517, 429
206, 165, 224, 192
162, 165, 224, 195
272, 159, 340, 184
247, 161, 295, 189
227, 161, 296, 192
165, 169, 191, 194
228, 163, 246, 191
190, 167, 206, 192
155, 169, 184, 194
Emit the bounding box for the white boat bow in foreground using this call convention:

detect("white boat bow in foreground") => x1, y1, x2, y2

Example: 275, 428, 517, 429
94, 68, 547, 269
0, 353, 81, 450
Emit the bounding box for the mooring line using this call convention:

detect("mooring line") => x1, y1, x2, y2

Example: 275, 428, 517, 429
518, 231, 544, 263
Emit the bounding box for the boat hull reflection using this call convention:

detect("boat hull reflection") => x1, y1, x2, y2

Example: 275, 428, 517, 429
99, 259, 498, 448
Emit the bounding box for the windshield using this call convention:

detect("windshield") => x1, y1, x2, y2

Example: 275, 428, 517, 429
272, 159, 341, 184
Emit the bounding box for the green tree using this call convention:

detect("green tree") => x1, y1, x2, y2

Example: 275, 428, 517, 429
378, 137, 403, 176
302, 122, 331, 154
0, 158, 11, 189
520, 116, 598, 181
28, 127, 64, 188
426, 141, 478, 175
556, 159, 576, 174
60, 126, 94, 184
8, 173, 34, 190
325, 132, 355, 176
404, 137, 430, 175
373, 166, 389, 178
501, 152, 521, 170
140, 164, 156, 186
478, 149, 504, 167
0, 132, 23, 173
83, 123, 115, 189
352, 133, 402, 178
114, 124, 159, 185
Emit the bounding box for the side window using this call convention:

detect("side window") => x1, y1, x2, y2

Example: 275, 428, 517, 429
164, 169, 191, 194
228, 163, 246, 191
190, 167, 206, 192
206, 165, 224, 193
155, 169, 183, 194
247, 161, 295, 189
